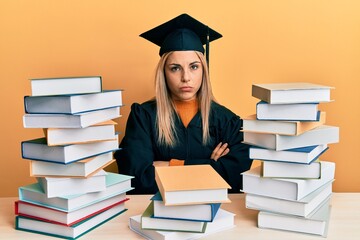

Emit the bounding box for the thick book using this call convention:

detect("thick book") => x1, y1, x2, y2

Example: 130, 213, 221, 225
129, 209, 235, 240
23, 106, 121, 128
19, 172, 133, 212
15, 194, 128, 226
44, 120, 117, 146
249, 144, 328, 164
241, 161, 335, 201
245, 181, 333, 217
15, 201, 127, 239
141, 201, 207, 233
30, 76, 102, 96
256, 101, 320, 121
155, 165, 231, 206
151, 192, 221, 222
24, 90, 123, 114
261, 160, 322, 179
243, 125, 339, 151
252, 82, 333, 104
258, 199, 332, 237
37, 170, 107, 198
21, 136, 119, 164
242, 112, 325, 136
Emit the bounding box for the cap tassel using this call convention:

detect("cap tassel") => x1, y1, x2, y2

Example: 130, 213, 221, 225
206, 26, 210, 69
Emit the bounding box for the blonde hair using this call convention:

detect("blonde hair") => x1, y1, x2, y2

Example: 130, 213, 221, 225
154, 51, 214, 147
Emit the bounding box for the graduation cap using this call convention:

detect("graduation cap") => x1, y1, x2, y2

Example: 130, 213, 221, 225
140, 14, 222, 64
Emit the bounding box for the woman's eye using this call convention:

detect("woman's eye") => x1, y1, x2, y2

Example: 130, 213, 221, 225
190, 64, 199, 70
170, 66, 180, 72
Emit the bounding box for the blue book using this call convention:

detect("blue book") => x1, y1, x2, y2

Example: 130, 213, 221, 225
150, 192, 221, 222
18, 172, 133, 212
249, 144, 329, 164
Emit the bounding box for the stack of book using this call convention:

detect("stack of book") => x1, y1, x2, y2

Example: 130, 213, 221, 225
129, 165, 236, 240
241, 82, 339, 237
15, 76, 134, 239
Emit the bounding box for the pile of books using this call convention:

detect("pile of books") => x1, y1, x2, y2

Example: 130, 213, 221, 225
15, 76, 134, 239
129, 165, 236, 240
241, 82, 339, 237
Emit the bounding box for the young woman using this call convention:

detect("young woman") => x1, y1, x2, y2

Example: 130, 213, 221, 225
115, 14, 252, 194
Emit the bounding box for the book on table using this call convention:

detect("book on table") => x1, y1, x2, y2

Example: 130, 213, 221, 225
19, 172, 133, 212
243, 125, 339, 151
15, 200, 127, 240
37, 170, 107, 198
141, 201, 207, 233
155, 165, 231, 206
30, 76, 102, 96
15, 194, 129, 226
129, 208, 235, 240
242, 112, 325, 136
44, 120, 117, 146
261, 160, 323, 179
24, 90, 123, 114
21, 136, 119, 164
29, 152, 115, 178
241, 161, 335, 201
249, 144, 328, 164
255, 101, 320, 121
245, 180, 333, 217
23, 106, 121, 128
257, 198, 332, 237
151, 192, 221, 222
252, 82, 333, 104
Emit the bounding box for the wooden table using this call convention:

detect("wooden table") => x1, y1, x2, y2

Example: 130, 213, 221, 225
1, 193, 359, 239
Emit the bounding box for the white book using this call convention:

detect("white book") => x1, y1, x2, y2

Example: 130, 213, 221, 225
256, 101, 320, 121
16, 193, 128, 226
245, 181, 333, 217
258, 199, 332, 237
30, 76, 102, 96
252, 82, 333, 104
23, 106, 121, 128
242, 112, 325, 136
15, 202, 127, 239
249, 144, 328, 164
262, 160, 322, 179
129, 209, 235, 240
22, 135, 119, 164
241, 161, 335, 201
19, 172, 133, 212
30, 152, 114, 178
37, 170, 107, 198
243, 125, 339, 151
24, 90, 122, 114
45, 120, 117, 146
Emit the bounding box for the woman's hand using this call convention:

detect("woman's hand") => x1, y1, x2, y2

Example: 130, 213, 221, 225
211, 142, 230, 161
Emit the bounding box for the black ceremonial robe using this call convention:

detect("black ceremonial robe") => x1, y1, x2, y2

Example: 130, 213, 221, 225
114, 100, 252, 194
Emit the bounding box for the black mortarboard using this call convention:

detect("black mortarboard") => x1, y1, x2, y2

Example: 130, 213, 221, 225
140, 14, 222, 64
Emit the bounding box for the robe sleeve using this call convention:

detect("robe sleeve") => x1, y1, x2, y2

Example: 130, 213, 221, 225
184, 116, 252, 193
114, 103, 158, 194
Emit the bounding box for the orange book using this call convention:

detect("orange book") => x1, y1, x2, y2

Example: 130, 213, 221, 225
155, 165, 231, 206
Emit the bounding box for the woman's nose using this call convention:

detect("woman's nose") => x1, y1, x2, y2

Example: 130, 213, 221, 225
181, 69, 190, 82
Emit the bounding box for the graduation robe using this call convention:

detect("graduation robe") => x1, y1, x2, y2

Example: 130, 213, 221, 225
114, 100, 252, 194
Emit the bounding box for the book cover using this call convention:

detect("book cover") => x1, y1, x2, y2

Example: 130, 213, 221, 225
30, 76, 102, 96
155, 165, 231, 206
151, 192, 221, 222
24, 90, 123, 114
241, 161, 335, 201
141, 201, 207, 233
21, 136, 119, 164
19, 172, 133, 212
252, 82, 333, 104
23, 106, 121, 128
249, 144, 328, 164
242, 112, 325, 136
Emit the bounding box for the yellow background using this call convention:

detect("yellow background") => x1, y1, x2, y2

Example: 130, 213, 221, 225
1, 0, 359, 197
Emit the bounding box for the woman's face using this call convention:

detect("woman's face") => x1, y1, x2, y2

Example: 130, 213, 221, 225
164, 51, 203, 101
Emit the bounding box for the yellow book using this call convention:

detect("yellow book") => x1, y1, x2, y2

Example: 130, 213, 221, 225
155, 165, 231, 206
